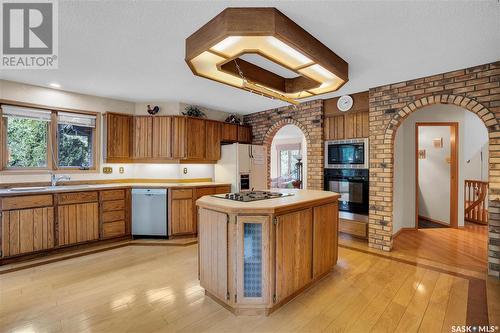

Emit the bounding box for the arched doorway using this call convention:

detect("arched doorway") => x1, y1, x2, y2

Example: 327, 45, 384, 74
369, 94, 498, 274
269, 124, 307, 189
392, 104, 489, 272
263, 119, 311, 190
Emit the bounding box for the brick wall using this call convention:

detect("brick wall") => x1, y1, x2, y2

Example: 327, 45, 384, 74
369, 61, 500, 277
243, 100, 324, 190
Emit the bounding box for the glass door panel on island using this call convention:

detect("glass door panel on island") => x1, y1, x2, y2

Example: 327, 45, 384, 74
236, 216, 269, 305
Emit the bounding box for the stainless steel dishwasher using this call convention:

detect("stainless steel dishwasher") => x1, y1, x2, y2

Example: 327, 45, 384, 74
132, 188, 167, 237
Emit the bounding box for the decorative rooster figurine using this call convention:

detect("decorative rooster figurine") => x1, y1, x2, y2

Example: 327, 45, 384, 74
147, 105, 160, 115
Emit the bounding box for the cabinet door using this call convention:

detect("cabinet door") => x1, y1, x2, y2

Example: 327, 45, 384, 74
105, 113, 132, 162
133, 116, 153, 159
313, 203, 338, 278
1, 207, 54, 257
171, 117, 187, 159
205, 121, 221, 161
236, 216, 269, 305
152, 116, 172, 159
221, 123, 238, 142
345, 112, 369, 139
186, 118, 206, 159
58, 202, 99, 246
237, 126, 252, 143
275, 209, 312, 303
324, 115, 344, 140
170, 199, 194, 235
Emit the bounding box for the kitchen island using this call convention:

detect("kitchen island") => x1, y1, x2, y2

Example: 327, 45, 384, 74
196, 189, 340, 315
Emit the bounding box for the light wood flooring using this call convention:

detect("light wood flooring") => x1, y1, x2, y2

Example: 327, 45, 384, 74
1, 244, 497, 333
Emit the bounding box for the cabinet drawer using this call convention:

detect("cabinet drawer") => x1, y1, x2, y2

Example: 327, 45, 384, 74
195, 187, 216, 199
215, 185, 231, 194
339, 219, 367, 238
102, 210, 125, 223
100, 189, 125, 201
102, 220, 126, 238
57, 192, 98, 205
171, 189, 193, 199
1, 194, 53, 210
102, 199, 125, 212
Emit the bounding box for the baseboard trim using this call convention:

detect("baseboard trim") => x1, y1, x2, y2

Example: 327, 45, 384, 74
419, 215, 450, 227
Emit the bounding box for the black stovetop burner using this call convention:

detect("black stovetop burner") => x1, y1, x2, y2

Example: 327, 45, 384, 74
213, 190, 294, 202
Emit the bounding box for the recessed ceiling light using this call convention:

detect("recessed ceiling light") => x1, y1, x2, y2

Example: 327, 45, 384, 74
49, 83, 61, 88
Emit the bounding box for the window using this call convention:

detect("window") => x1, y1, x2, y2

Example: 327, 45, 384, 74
3, 106, 51, 168
1, 104, 99, 172
57, 112, 96, 169
277, 143, 301, 178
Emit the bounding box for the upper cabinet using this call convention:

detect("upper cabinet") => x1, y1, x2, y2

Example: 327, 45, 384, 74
324, 91, 369, 140
104, 113, 133, 162
105, 115, 252, 164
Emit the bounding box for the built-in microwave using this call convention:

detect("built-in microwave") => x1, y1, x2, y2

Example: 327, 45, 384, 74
324, 138, 369, 169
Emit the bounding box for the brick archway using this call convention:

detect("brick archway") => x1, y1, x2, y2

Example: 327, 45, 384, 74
370, 92, 499, 276
263, 119, 311, 189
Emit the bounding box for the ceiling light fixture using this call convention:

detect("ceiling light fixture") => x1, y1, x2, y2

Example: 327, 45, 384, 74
49, 83, 61, 88
185, 8, 348, 105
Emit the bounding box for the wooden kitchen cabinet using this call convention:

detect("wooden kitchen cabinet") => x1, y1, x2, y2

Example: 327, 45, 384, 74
171, 116, 187, 159
344, 112, 369, 139
132, 116, 153, 159
100, 189, 129, 239
186, 118, 206, 160
57, 191, 100, 246
152, 116, 173, 159
1, 207, 54, 257
324, 115, 345, 140
312, 203, 338, 278
104, 112, 132, 163
275, 209, 313, 303
237, 125, 252, 143
171, 198, 195, 235
205, 121, 222, 161
221, 123, 238, 142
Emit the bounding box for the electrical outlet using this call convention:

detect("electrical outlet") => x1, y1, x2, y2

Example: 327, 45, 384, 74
119, 167, 125, 174
183, 167, 188, 174
103, 167, 113, 174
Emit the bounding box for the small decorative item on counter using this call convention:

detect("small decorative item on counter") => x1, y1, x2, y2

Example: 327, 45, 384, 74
224, 113, 241, 124
147, 105, 160, 115
182, 105, 206, 118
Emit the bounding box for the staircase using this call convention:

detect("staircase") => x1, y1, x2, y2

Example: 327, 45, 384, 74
464, 180, 489, 224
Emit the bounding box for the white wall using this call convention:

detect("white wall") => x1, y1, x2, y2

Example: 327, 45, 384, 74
270, 125, 307, 189
0, 80, 232, 184
418, 126, 451, 224
392, 104, 488, 233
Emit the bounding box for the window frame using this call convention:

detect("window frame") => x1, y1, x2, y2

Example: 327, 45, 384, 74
0, 100, 101, 174
276, 143, 301, 178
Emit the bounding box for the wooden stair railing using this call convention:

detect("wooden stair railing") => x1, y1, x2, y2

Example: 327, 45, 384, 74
464, 180, 489, 224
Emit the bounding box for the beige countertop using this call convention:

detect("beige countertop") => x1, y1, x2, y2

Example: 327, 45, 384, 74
0, 182, 231, 197
196, 189, 340, 214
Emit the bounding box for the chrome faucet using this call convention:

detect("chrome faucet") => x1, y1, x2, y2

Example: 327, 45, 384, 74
51, 173, 71, 186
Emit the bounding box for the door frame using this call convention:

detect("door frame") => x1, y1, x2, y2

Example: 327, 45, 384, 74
415, 122, 459, 229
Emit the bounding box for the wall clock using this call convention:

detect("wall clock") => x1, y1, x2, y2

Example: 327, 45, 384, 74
337, 95, 353, 112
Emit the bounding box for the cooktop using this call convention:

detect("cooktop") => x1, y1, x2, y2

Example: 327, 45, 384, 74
213, 190, 294, 202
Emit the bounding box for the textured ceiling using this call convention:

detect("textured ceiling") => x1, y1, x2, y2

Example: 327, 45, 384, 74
1, 1, 499, 114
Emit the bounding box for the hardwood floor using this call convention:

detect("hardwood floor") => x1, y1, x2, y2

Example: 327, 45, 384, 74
393, 222, 488, 274
0, 244, 496, 333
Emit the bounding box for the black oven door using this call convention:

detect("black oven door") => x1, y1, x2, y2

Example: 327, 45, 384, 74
327, 143, 365, 165
324, 169, 369, 214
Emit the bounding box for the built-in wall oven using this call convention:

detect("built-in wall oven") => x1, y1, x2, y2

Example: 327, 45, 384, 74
324, 138, 369, 169
325, 168, 369, 214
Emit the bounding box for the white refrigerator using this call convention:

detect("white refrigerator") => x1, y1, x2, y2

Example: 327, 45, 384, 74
215, 143, 268, 193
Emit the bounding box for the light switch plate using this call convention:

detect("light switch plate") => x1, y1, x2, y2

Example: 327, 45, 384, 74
103, 167, 113, 174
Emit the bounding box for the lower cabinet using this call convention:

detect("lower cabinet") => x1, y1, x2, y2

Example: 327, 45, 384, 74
170, 198, 194, 235
1, 206, 54, 256
100, 189, 128, 239
236, 216, 270, 305
313, 203, 338, 278
58, 202, 99, 246
275, 209, 313, 303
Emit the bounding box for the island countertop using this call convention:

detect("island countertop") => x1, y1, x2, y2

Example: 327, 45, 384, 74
196, 189, 340, 214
